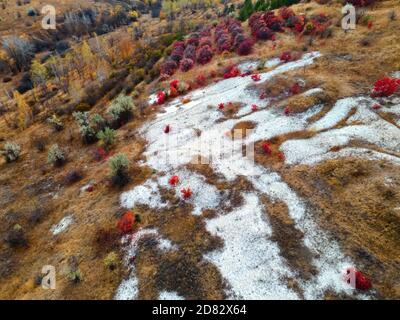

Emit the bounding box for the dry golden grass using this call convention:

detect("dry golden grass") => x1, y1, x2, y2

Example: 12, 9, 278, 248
1, 0, 400, 299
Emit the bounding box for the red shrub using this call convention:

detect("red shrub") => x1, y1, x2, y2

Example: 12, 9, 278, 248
280, 51, 292, 63
251, 104, 258, 111
199, 37, 212, 48
183, 44, 197, 60
237, 39, 253, 56
169, 86, 178, 98
279, 7, 295, 21
344, 267, 372, 291
93, 147, 109, 161
170, 46, 184, 63
290, 82, 301, 95
262, 142, 272, 155
164, 125, 170, 134
173, 41, 185, 49
180, 58, 194, 72
278, 152, 285, 161
169, 175, 179, 186
196, 74, 206, 86
256, 26, 275, 40
160, 60, 177, 76
117, 211, 135, 234
187, 34, 200, 47
181, 187, 193, 200
251, 74, 261, 82
372, 104, 381, 110
371, 77, 400, 97
233, 33, 246, 48
156, 91, 167, 105
224, 65, 240, 79
218, 103, 225, 110
196, 45, 213, 65
284, 106, 290, 115
216, 36, 231, 53
170, 79, 179, 89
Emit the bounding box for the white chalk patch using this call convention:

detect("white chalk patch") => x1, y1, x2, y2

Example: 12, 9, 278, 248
50, 215, 73, 235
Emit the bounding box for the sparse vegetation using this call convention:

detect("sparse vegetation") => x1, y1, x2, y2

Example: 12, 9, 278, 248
73, 111, 97, 144
47, 115, 64, 132
104, 251, 119, 271
66, 269, 83, 284
108, 154, 130, 186
1, 142, 21, 162
5, 224, 27, 248
97, 127, 116, 151
107, 94, 135, 127
47, 144, 65, 167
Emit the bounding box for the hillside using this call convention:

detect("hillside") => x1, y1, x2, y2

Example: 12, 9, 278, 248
0, 0, 399, 300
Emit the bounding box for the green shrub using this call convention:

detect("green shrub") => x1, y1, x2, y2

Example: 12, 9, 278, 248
73, 111, 97, 144
96, 127, 116, 151
108, 154, 130, 186
91, 113, 106, 132
47, 144, 65, 167
107, 94, 135, 126
1, 142, 21, 162
66, 269, 83, 283
104, 251, 119, 270
47, 114, 64, 131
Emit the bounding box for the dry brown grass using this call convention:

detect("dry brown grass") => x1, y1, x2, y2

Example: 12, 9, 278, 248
282, 158, 400, 299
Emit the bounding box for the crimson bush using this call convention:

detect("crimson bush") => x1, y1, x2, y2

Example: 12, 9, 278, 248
196, 45, 213, 65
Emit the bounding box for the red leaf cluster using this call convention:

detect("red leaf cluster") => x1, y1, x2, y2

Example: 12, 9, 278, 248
344, 267, 372, 291
181, 187, 193, 200
169, 175, 179, 186
262, 142, 272, 155
117, 211, 135, 234
223, 65, 240, 79
371, 77, 400, 97
156, 91, 166, 105
280, 51, 292, 63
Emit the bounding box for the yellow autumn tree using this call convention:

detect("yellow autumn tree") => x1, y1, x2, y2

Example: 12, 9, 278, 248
81, 41, 94, 64
119, 39, 134, 62
30, 59, 48, 87
14, 91, 33, 129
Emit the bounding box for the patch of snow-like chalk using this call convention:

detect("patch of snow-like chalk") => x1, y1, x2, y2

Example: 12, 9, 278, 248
391, 71, 400, 78
294, 147, 400, 166
120, 179, 168, 210
205, 193, 299, 300
264, 57, 281, 69
50, 215, 74, 235
247, 168, 359, 298
303, 88, 324, 96
158, 169, 222, 215
119, 53, 391, 299
150, 52, 321, 118
115, 228, 176, 300
159, 291, 185, 300
309, 97, 365, 131
237, 60, 259, 73
283, 97, 400, 165
120, 169, 221, 215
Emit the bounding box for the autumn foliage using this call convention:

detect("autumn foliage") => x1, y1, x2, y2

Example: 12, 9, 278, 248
344, 267, 372, 291
371, 77, 400, 97
181, 187, 193, 199
117, 211, 135, 234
